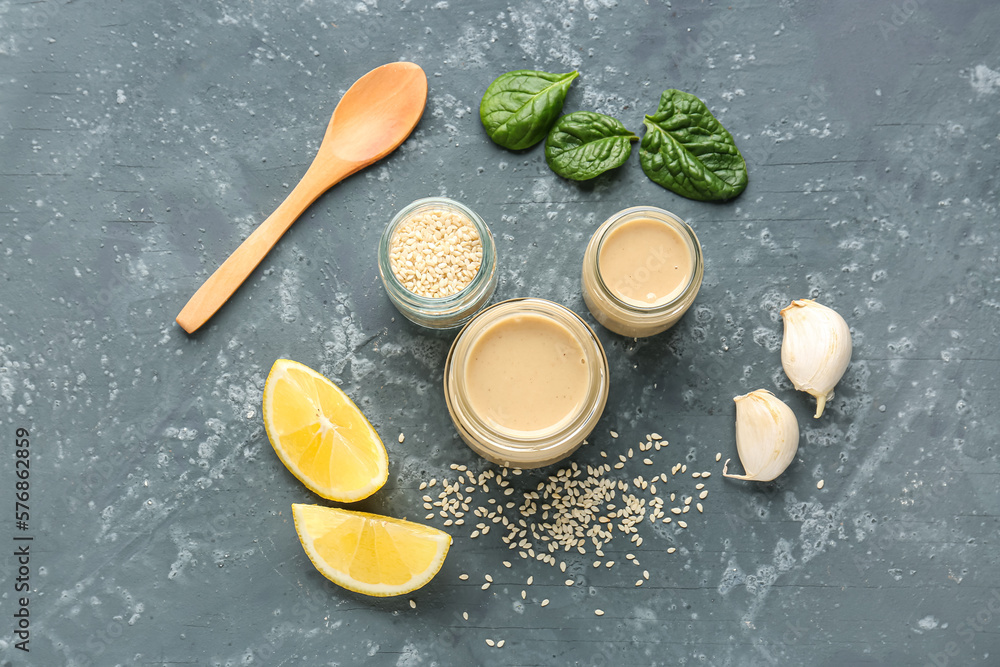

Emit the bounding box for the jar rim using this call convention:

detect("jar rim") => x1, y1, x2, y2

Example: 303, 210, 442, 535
444, 298, 609, 467
591, 206, 702, 315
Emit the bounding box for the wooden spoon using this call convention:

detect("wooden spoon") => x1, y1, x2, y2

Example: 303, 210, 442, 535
176, 61, 428, 334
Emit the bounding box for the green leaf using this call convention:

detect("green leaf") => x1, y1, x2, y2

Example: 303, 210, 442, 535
480, 69, 579, 151
639, 89, 748, 202
544, 112, 637, 181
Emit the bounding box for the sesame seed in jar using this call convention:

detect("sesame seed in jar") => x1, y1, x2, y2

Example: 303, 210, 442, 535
388, 206, 483, 298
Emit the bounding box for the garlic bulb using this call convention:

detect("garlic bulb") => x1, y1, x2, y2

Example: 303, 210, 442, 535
780, 299, 852, 418
723, 389, 799, 482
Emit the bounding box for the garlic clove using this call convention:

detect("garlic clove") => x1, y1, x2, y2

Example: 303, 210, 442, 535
723, 389, 799, 482
780, 299, 852, 418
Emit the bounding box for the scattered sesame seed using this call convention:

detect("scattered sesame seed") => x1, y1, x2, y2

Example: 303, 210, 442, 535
486, 639, 495, 647
701, 472, 711, 478
699, 490, 708, 499
398, 433, 405, 443
497, 640, 505, 648
463, 611, 469, 620
715, 452, 722, 462
409, 599, 416, 609
459, 573, 469, 580
651, 433, 662, 440
421, 425, 715, 611
594, 609, 605, 616
817, 480, 825, 489
541, 599, 550, 607
610, 431, 619, 438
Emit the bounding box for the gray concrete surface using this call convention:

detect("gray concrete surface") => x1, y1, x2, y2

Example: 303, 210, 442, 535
1, 0, 998, 665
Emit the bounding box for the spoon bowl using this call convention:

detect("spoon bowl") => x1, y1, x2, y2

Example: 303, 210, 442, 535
176, 62, 428, 334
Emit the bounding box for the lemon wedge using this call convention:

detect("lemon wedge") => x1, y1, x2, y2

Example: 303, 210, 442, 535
263, 359, 388, 502
292, 504, 452, 596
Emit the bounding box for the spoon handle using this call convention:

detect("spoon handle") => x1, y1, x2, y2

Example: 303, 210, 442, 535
175, 158, 353, 333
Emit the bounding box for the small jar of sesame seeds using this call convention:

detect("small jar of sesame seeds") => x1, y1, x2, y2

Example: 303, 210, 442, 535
378, 197, 497, 328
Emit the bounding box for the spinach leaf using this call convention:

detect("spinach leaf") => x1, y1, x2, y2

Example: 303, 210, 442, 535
545, 111, 637, 181
480, 69, 579, 150
640, 89, 748, 202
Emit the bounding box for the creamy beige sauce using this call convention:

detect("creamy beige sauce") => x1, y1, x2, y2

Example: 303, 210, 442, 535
598, 217, 693, 306
464, 313, 588, 432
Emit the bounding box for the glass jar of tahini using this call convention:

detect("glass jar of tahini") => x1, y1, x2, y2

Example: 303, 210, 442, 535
443, 298, 610, 469
378, 197, 497, 329
581, 206, 704, 338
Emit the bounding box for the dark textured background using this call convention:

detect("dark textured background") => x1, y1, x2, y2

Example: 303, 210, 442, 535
1, 0, 998, 665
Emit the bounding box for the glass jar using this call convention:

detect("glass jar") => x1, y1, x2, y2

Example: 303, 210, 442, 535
443, 298, 609, 469
581, 206, 704, 338
378, 197, 497, 329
